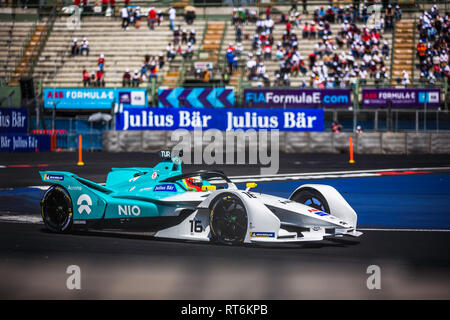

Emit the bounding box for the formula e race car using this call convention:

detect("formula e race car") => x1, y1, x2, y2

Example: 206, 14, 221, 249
39, 151, 362, 245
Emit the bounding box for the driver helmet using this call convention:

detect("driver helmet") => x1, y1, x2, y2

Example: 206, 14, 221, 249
183, 176, 203, 191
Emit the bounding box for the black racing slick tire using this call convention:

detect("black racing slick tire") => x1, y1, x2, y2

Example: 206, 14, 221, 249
41, 185, 73, 233
290, 187, 330, 213
209, 193, 248, 245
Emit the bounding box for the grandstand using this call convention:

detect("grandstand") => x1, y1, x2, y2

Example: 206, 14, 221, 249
0, 0, 448, 147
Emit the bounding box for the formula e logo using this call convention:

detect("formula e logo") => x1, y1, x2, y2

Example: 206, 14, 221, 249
118, 205, 141, 216
77, 194, 92, 214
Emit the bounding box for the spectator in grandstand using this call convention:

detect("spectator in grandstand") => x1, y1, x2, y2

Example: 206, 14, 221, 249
98, 54, 105, 71
402, 70, 410, 86
121, 6, 129, 30
232, 8, 238, 26
158, 53, 165, 69
157, 10, 163, 26
140, 63, 147, 81
189, 29, 196, 44
356, 125, 363, 134
82, 69, 90, 87
394, 5, 402, 22
148, 7, 156, 30
235, 23, 242, 43
149, 61, 158, 81
384, 4, 394, 31
173, 27, 180, 45
222, 70, 230, 84
203, 68, 211, 83
96, 68, 105, 87
185, 8, 196, 25
289, 0, 298, 14
166, 42, 176, 61
80, 37, 89, 56
101, 0, 108, 14
132, 70, 140, 87
134, 6, 141, 28
331, 121, 342, 133
71, 38, 79, 56
226, 49, 236, 74
185, 43, 194, 60
381, 40, 390, 59
181, 29, 188, 44
90, 71, 96, 86
168, 6, 176, 31
122, 69, 131, 87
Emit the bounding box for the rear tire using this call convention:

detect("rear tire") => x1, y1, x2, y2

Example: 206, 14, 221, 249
209, 193, 248, 245
41, 185, 73, 233
290, 187, 330, 213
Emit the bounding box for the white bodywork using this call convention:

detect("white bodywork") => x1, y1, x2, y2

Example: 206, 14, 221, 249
155, 184, 362, 244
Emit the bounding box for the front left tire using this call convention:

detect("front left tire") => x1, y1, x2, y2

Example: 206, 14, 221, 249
209, 193, 248, 245
41, 185, 73, 233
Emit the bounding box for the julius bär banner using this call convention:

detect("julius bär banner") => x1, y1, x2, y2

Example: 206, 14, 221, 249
116, 107, 324, 132
362, 88, 441, 108
243, 88, 352, 108
0, 108, 27, 134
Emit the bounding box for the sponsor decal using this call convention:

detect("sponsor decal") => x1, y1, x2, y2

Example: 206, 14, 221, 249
249, 232, 275, 238
362, 88, 441, 108
153, 184, 177, 192
151, 172, 158, 179
44, 174, 65, 181
131, 90, 146, 106
116, 107, 324, 132
77, 194, 92, 214
68, 186, 82, 191
118, 205, 141, 216
308, 208, 328, 216
43, 88, 147, 109
119, 92, 131, 104
243, 89, 352, 108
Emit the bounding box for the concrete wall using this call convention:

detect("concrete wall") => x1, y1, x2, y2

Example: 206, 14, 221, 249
102, 131, 450, 154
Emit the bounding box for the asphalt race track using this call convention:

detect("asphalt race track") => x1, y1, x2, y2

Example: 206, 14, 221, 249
0, 152, 450, 299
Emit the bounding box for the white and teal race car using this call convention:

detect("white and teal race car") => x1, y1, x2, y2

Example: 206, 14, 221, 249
40, 151, 362, 245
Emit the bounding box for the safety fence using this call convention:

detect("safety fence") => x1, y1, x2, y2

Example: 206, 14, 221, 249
29, 116, 110, 150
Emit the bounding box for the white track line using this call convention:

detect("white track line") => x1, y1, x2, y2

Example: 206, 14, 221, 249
228, 166, 450, 180
0, 215, 42, 224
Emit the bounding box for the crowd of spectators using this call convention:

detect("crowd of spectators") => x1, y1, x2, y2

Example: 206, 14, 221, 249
81, 53, 105, 87
121, 53, 165, 87
229, 3, 404, 88
416, 5, 449, 84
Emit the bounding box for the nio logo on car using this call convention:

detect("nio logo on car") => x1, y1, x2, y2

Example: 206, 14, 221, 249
44, 174, 64, 181
77, 194, 92, 214
249, 232, 275, 238
153, 184, 176, 192
118, 205, 141, 216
